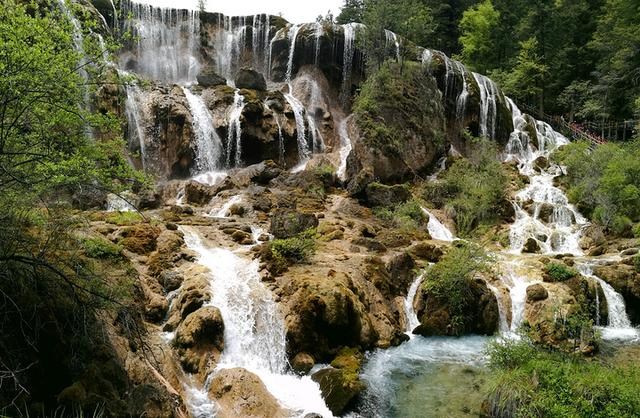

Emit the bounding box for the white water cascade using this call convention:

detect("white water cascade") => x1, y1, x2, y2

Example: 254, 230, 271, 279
577, 263, 639, 341
340, 23, 359, 105
505, 98, 586, 255
453, 61, 469, 121
314, 23, 324, 64
121, 1, 200, 83
285, 24, 303, 83
473, 73, 499, 140
421, 208, 456, 242
404, 275, 425, 334
337, 116, 354, 181
121, 78, 148, 169
226, 90, 246, 167
182, 87, 224, 174
283, 93, 311, 166
180, 227, 333, 417
385, 29, 401, 62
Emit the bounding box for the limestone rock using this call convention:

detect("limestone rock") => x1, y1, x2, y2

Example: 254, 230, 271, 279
523, 238, 541, 254
526, 284, 549, 302
269, 209, 318, 239
197, 67, 227, 87
209, 368, 288, 418
311, 368, 364, 416
292, 352, 315, 374
364, 182, 411, 207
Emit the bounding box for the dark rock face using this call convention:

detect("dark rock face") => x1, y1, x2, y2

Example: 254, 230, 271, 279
594, 264, 640, 324
183, 180, 217, 205
364, 183, 411, 207
235, 67, 267, 91
523, 237, 541, 253
269, 209, 319, 239
197, 67, 227, 87
414, 278, 499, 336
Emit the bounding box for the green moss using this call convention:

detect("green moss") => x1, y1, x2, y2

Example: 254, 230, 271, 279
270, 228, 317, 265
374, 198, 428, 235
82, 237, 123, 260
104, 211, 143, 226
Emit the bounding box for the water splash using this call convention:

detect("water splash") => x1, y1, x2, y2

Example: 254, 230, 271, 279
337, 116, 353, 181
404, 275, 424, 334
421, 208, 455, 242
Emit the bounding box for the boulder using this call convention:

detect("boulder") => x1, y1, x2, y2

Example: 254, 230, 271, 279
145, 293, 168, 323
526, 284, 549, 302
408, 241, 445, 262
364, 182, 411, 207
269, 209, 318, 239
594, 264, 640, 323
414, 279, 499, 336
231, 160, 282, 186
175, 307, 224, 350
184, 180, 217, 205
311, 368, 364, 416
537, 203, 555, 223
292, 352, 315, 374
209, 368, 288, 418
523, 238, 540, 254
197, 67, 227, 87
159, 270, 184, 293
235, 67, 267, 91
119, 224, 161, 254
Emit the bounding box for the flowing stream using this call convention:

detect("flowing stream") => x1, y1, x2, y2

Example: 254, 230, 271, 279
180, 227, 333, 417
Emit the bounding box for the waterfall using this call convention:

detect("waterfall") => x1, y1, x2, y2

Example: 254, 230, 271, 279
121, 1, 200, 84
283, 93, 311, 165
421, 49, 434, 71
251, 14, 271, 73
314, 23, 324, 64
275, 116, 286, 165
336, 116, 353, 181
213, 15, 249, 81
577, 263, 638, 340
340, 23, 359, 105
385, 29, 401, 62
453, 61, 469, 121
427, 157, 447, 181
226, 90, 246, 167
121, 78, 148, 169
487, 283, 510, 334
404, 275, 424, 334
182, 87, 224, 174
421, 208, 455, 242
473, 73, 499, 140
505, 98, 586, 255
285, 24, 303, 83
209, 195, 243, 218
180, 227, 333, 417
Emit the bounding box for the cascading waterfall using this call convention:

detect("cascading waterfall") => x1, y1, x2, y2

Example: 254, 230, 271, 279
337, 116, 353, 181
314, 22, 324, 64
486, 283, 510, 334
285, 24, 303, 83
121, 77, 148, 169
404, 275, 425, 334
421, 208, 456, 242
226, 90, 246, 167
120, 1, 200, 83
505, 98, 586, 255
182, 87, 224, 174
283, 93, 311, 166
453, 61, 469, 121
180, 227, 334, 417
577, 263, 639, 340
421, 49, 434, 71
340, 23, 359, 105
385, 29, 401, 62
251, 14, 271, 74
473, 73, 499, 140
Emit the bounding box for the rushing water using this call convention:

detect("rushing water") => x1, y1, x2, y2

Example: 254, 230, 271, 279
340, 23, 359, 105
385, 29, 401, 62
182, 87, 224, 174
180, 227, 333, 417
283, 92, 311, 164
337, 116, 353, 181
421, 208, 456, 242
226, 90, 246, 167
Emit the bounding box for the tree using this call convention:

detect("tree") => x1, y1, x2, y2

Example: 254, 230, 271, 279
337, 0, 365, 24
500, 38, 548, 113
458, 0, 500, 73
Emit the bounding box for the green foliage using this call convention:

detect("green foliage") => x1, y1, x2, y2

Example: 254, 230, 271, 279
354, 61, 444, 154
422, 243, 490, 332
497, 37, 548, 107
485, 339, 640, 417
82, 237, 123, 260
270, 229, 317, 265
556, 140, 640, 234
374, 199, 427, 233
634, 254, 640, 273
422, 136, 508, 236
458, 0, 500, 74
544, 262, 578, 282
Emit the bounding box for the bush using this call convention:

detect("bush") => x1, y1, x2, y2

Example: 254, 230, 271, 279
374, 199, 427, 233
422, 243, 490, 328
82, 237, 123, 260
485, 339, 640, 417
270, 228, 317, 264
422, 136, 509, 236
544, 262, 578, 282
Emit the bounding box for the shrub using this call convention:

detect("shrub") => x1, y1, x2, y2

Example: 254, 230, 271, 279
422, 243, 490, 329
374, 198, 427, 233
82, 237, 123, 260
421, 136, 509, 236
270, 228, 317, 264
544, 262, 577, 282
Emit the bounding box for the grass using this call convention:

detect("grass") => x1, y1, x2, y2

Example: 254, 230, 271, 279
82, 237, 122, 260
104, 211, 143, 226
485, 338, 640, 417
374, 198, 428, 234
545, 262, 578, 282
270, 228, 317, 266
